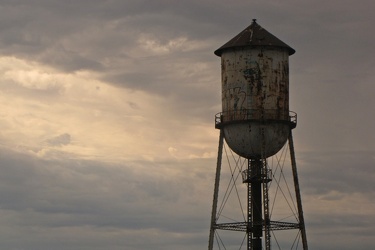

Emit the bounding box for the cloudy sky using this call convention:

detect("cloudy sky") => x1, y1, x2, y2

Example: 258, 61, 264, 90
0, 0, 374, 249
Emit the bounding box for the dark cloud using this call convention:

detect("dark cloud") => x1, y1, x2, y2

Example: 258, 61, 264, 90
0, 147, 213, 249
0, 0, 374, 249
299, 150, 375, 196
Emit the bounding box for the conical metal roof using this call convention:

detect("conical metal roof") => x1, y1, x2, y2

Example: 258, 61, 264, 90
214, 19, 295, 56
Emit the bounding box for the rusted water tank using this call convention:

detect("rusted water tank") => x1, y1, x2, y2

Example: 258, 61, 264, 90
215, 20, 296, 159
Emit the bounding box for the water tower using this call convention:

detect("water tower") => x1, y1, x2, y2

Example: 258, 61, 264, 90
208, 20, 308, 250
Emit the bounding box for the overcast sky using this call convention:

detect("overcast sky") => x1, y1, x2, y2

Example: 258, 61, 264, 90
0, 0, 374, 249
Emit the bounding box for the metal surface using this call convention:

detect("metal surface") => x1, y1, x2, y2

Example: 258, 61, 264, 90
262, 160, 271, 250
215, 110, 297, 127
209, 132, 308, 249
216, 29, 294, 158
213, 221, 300, 232
209, 20, 307, 250
214, 19, 296, 158
289, 132, 308, 250
208, 130, 224, 250
214, 111, 296, 159
214, 19, 295, 56
222, 122, 290, 159
248, 159, 265, 250
220, 48, 290, 118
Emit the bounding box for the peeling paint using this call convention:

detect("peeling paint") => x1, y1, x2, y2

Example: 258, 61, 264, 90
218, 47, 293, 158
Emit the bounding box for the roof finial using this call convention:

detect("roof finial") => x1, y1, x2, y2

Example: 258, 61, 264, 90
252, 19, 257, 23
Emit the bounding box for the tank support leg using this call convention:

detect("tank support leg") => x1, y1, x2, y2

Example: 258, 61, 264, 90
208, 130, 224, 250
289, 132, 308, 250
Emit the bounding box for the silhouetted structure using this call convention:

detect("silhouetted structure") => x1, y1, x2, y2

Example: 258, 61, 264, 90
208, 20, 308, 250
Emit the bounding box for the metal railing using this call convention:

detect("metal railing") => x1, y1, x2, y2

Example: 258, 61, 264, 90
241, 168, 272, 183
215, 109, 297, 128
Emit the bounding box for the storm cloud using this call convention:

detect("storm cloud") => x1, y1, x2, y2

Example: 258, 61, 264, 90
0, 0, 374, 249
